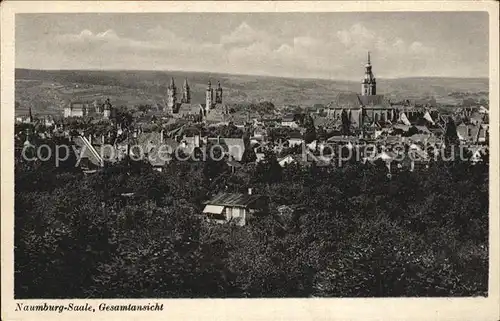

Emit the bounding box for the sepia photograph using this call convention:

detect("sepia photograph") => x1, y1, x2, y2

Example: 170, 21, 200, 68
1, 1, 499, 320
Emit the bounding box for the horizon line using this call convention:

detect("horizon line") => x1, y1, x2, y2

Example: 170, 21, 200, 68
14, 67, 489, 82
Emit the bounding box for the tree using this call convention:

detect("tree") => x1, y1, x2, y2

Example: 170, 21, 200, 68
115, 107, 133, 128
137, 104, 152, 113
404, 126, 420, 137
255, 150, 282, 184
341, 109, 351, 135
303, 115, 317, 144
14, 130, 489, 298
444, 117, 459, 146
241, 146, 257, 164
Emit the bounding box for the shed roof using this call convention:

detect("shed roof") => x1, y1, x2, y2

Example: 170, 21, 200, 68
281, 114, 296, 122
203, 205, 225, 214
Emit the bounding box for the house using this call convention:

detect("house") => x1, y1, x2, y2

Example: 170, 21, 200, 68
173, 103, 204, 121
408, 134, 431, 144
134, 131, 177, 171
205, 104, 229, 123
277, 154, 309, 167
313, 116, 329, 129
178, 135, 201, 157
457, 123, 488, 143
470, 111, 486, 125
278, 155, 296, 167
469, 146, 488, 163
64, 102, 89, 118
310, 104, 326, 115
287, 131, 304, 147
306, 140, 317, 151
326, 136, 359, 144
478, 106, 489, 114
43, 116, 56, 127
255, 152, 266, 163
414, 125, 431, 134
73, 135, 105, 169
391, 124, 411, 134
281, 114, 299, 128
202, 190, 268, 226
252, 126, 267, 140
220, 138, 246, 161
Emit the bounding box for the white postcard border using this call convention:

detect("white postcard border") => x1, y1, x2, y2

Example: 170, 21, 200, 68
1, 2, 499, 321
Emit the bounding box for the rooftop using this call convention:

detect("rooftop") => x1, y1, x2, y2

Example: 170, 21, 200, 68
204, 192, 263, 208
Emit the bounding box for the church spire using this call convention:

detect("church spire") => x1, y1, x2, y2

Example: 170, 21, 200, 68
182, 78, 191, 103
361, 52, 376, 96
166, 77, 177, 113
215, 80, 223, 104
206, 79, 214, 111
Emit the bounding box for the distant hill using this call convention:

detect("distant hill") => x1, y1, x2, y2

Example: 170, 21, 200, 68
15, 68, 488, 116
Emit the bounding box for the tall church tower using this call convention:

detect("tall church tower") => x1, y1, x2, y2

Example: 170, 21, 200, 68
167, 77, 177, 113
181, 78, 191, 103
205, 80, 214, 112
215, 81, 223, 104
103, 98, 112, 119
361, 52, 376, 96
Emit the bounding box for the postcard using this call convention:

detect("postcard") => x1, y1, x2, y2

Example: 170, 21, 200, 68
1, 1, 499, 320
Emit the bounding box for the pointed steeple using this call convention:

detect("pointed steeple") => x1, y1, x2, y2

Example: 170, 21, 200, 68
361, 51, 376, 96
167, 78, 177, 113
215, 80, 223, 104
206, 79, 214, 111
182, 78, 191, 103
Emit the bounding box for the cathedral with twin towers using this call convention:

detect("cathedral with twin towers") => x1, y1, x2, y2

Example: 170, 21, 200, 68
165, 77, 225, 121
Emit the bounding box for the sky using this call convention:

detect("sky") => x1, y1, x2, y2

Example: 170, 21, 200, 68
16, 12, 489, 80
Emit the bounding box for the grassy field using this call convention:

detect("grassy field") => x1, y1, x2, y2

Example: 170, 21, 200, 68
15, 68, 489, 116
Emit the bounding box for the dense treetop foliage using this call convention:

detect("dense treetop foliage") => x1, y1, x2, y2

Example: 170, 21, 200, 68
15, 145, 488, 298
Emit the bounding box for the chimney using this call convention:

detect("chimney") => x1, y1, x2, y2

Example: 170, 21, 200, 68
248, 187, 252, 195
88, 134, 92, 145
160, 129, 164, 144
217, 135, 221, 144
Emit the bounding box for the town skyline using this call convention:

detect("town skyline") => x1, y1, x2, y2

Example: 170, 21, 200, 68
16, 12, 489, 80
7, 2, 495, 314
